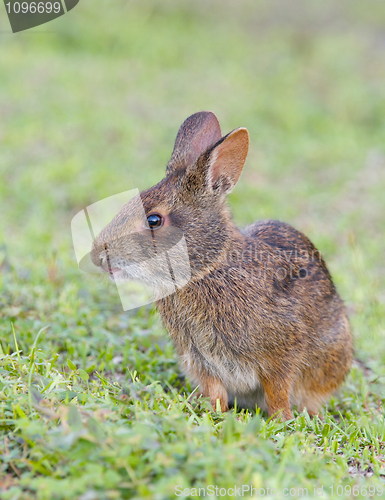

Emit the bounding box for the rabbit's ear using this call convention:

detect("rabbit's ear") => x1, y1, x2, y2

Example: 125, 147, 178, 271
167, 111, 222, 174
206, 128, 249, 194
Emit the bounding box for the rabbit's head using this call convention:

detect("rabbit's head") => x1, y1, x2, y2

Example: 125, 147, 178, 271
91, 111, 249, 288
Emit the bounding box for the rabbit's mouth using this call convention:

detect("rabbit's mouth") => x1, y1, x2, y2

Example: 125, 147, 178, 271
105, 262, 148, 284
107, 267, 124, 281
98, 257, 125, 281
97, 251, 127, 281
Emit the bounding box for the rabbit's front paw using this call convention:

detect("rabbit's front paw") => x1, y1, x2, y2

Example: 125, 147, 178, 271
200, 375, 228, 413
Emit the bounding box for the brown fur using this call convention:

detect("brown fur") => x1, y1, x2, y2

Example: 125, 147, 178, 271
91, 111, 353, 420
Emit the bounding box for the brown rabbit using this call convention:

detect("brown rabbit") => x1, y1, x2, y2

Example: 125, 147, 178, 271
91, 111, 353, 420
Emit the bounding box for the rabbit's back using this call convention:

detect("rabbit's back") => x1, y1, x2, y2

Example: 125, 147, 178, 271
242, 219, 337, 299
242, 219, 352, 373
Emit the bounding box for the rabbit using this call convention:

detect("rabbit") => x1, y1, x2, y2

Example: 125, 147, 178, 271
91, 111, 353, 420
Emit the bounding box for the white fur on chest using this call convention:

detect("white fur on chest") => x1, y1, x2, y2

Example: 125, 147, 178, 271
166, 297, 266, 410
179, 349, 265, 410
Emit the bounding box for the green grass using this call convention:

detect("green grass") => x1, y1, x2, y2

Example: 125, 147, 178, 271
1, 0, 385, 498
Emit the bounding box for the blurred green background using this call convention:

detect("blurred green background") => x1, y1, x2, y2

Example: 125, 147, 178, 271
0, 1, 385, 496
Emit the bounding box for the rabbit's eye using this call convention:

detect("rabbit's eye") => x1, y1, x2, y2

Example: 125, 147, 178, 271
146, 213, 163, 229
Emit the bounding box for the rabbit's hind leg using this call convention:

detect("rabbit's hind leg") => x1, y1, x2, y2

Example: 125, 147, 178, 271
292, 371, 335, 418
294, 390, 326, 418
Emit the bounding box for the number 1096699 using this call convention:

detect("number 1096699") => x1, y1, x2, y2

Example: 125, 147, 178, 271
5, 1, 62, 14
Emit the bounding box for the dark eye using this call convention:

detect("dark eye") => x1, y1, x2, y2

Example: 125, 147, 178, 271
146, 213, 163, 229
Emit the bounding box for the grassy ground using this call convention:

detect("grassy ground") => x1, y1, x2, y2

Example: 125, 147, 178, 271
1, 0, 385, 498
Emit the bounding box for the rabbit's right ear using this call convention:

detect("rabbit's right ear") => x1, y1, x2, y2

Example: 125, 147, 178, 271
167, 111, 222, 174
